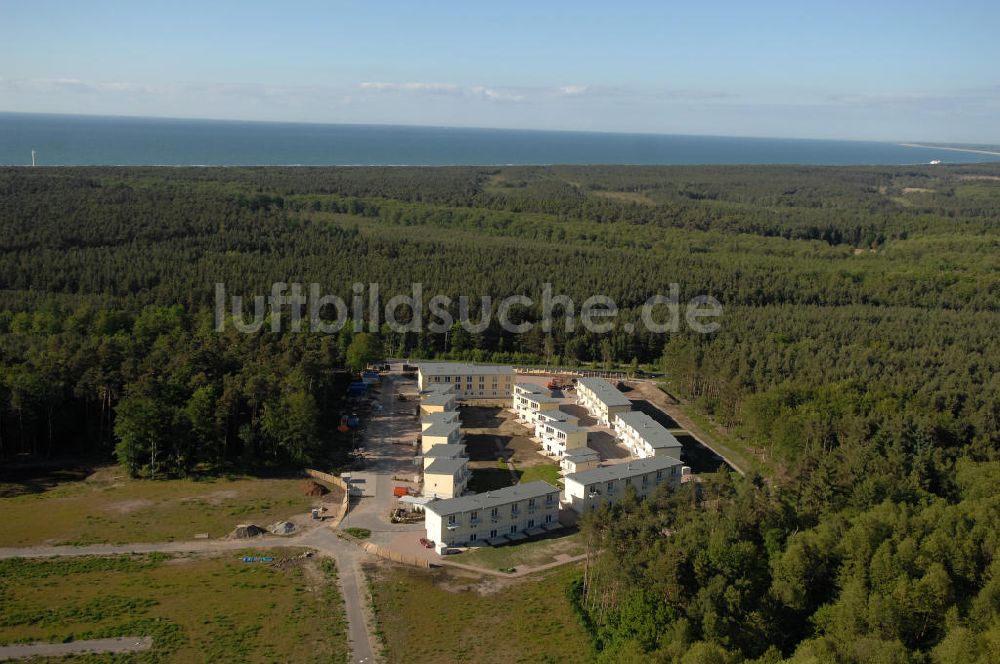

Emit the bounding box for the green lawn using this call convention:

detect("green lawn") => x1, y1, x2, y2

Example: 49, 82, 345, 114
518, 462, 562, 486
456, 531, 586, 571
0, 550, 348, 663
467, 467, 516, 493
367, 564, 594, 664
0, 467, 333, 546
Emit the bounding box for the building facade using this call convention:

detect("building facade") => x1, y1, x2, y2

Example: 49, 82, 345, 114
576, 377, 631, 425
512, 383, 561, 426
420, 391, 456, 415
535, 418, 588, 457
560, 447, 601, 474
420, 420, 462, 452
563, 456, 683, 513
422, 443, 467, 469
423, 481, 561, 554
418, 362, 515, 400
612, 411, 683, 458
423, 458, 470, 499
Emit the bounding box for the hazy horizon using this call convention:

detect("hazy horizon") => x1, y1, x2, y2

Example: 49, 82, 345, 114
3, 110, 997, 149
2, 1, 999, 144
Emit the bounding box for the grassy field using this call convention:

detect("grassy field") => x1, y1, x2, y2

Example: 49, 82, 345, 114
0, 550, 348, 663
456, 531, 586, 570
517, 462, 562, 486
367, 563, 593, 664
0, 466, 333, 546
467, 467, 516, 493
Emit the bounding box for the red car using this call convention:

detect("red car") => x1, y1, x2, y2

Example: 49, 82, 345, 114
419, 537, 434, 549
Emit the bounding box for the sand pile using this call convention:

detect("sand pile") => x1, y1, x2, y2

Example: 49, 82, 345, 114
268, 521, 297, 535
228, 524, 266, 539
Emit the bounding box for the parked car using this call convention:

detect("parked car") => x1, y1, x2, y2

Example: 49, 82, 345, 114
419, 537, 434, 549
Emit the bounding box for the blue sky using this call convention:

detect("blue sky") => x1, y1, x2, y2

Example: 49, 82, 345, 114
1, 0, 998, 142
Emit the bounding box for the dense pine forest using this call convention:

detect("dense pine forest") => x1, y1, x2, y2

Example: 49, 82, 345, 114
0, 164, 998, 661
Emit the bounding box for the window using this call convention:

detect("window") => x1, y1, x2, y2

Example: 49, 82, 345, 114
470, 511, 478, 522
607, 481, 614, 492
509, 524, 518, 534
511, 504, 519, 515
490, 529, 498, 538
546, 494, 554, 505
490, 507, 498, 518
528, 498, 536, 508
470, 532, 477, 542
527, 519, 535, 528
656, 470, 663, 479
448, 515, 456, 525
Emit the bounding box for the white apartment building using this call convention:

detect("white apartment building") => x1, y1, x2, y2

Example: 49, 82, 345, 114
417, 362, 515, 400
576, 377, 631, 425
535, 418, 588, 457
563, 456, 683, 513
420, 420, 462, 452
421, 410, 459, 431
560, 447, 601, 474
613, 411, 683, 458
423, 458, 470, 499
421, 443, 467, 470
423, 481, 561, 555
512, 383, 561, 426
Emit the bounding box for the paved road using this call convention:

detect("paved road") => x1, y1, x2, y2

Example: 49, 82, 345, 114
0, 637, 153, 660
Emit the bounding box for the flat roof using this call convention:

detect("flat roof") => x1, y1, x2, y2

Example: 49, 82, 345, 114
418, 362, 515, 377
537, 409, 577, 423
577, 377, 631, 407
564, 456, 682, 485
422, 421, 460, 438
425, 458, 468, 476
422, 410, 458, 423
424, 444, 466, 458
423, 383, 455, 394
564, 447, 600, 460
614, 411, 682, 449
425, 481, 560, 517
544, 419, 584, 434
519, 392, 560, 405
514, 383, 549, 394
421, 393, 455, 406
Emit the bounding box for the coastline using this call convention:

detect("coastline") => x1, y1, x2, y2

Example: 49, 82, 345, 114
900, 142, 1000, 157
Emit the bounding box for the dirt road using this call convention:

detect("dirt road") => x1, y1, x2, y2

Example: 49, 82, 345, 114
626, 381, 748, 475
0, 637, 153, 660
